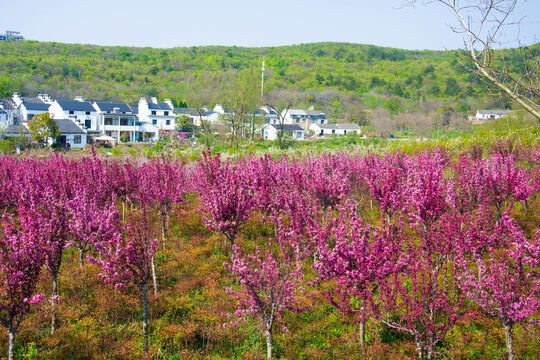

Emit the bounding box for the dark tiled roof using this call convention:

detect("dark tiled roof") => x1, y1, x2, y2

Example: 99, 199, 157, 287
21, 100, 50, 111
55, 99, 96, 112
477, 110, 513, 115
269, 124, 305, 131
1, 99, 16, 110
316, 123, 361, 130
5, 124, 29, 134
55, 119, 86, 134
305, 110, 326, 117
22, 97, 45, 104
148, 102, 173, 111
94, 101, 133, 113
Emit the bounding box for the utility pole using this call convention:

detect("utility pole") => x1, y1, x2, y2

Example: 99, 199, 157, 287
260, 60, 265, 101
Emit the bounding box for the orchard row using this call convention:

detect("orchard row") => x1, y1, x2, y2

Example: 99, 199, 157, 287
0, 144, 538, 360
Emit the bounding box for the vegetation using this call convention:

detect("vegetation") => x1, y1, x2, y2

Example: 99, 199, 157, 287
27, 112, 59, 147
0, 132, 538, 359
1, 41, 537, 122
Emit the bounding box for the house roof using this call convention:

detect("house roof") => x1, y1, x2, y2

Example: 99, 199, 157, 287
314, 123, 361, 130
55, 119, 86, 134
21, 98, 50, 111
476, 110, 513, 115
55, 99, 96, 112
0, 99, 16, 111
267, 124, 305, 131
305, 110, 327, 117
288, 109, 308, 116
175, 107, 197, 115
5, 124, 29, 134
148, 102, 173, 111
93, 101, 133, 113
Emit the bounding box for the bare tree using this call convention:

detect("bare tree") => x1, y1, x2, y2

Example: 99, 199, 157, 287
222, 70, 259, 148
371, 108, 396, 138
405, 0, 539, 120
263, 91, 297, 150
185, 81, 215, 150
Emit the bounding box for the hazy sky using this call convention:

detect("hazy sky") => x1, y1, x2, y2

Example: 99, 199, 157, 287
1, 0, 538, 50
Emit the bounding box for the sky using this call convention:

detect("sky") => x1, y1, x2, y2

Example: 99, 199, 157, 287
1, 0, 538, 50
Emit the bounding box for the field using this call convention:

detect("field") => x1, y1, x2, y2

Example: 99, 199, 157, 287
0, 128, 538, 360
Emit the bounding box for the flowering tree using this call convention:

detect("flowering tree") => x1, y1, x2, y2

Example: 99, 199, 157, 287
456, 219, 539, 360
30, 193, 69, 335
194, 152, 254, 252
138, 156, 188, 244
90, 208, 158, 355
480, 153, 533, 223
67, 187, 121, 266
0, 209, 46, 360
405, 149, 450, 228
314, 200, 408, 350
378, 211, 466, 360
361, 151, 408, 221
224, 241, 304, 360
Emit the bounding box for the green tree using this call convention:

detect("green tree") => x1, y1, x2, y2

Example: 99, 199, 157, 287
27, 113, 59, 147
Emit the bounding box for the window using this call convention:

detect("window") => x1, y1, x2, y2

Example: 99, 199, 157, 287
164, 111, 169, 116
120, 118, 129, 126
296, 119, 300, 123
151, 111, 156, 115
104, 117, 113, 125
74, 135, 81, 144
85, 119, 91, 128
166, 120, 170, 125
69, 110, 74, 115
85, 111, 90, 115
152, 119, 157, 125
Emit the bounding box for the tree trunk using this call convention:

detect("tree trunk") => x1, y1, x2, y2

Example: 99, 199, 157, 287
141, 283, 149, 354
359, 320, 366, 351
504, 323, 514, 360
8, 326, 16, 360
151, 254, 158, 295
266, 327, 273, 360
161, 212, 167, 251
79, 249, 85, 267
51, 272, 58, 335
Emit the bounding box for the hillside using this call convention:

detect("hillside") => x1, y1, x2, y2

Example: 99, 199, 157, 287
0, 41, 536, 119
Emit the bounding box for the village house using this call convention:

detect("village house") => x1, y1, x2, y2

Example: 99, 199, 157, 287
13, 94, 50, 122
55, 119, 87, 148
283, 109, 327, 129
92, 101, 142, 142
177, 107, 220, 127
4, 119, 86, 148
309, 123, 361, 136
262, 123, 306, 141
474, 110, 514, 121
49, 97, 98, 132
0, 99, 17, 125
138, 97, 176, 137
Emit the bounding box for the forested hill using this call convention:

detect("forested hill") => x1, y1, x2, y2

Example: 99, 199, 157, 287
0, 41, 537, 116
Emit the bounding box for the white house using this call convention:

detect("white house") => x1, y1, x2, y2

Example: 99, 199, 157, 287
474, 110, 514, 121
56, 119, 87, 148
262, 124, 306, 141
283, 109, 327, 129
15, 97, 50, 122
310, 123, 361, 136
49, 98, 98, 132
0, 99, 17, 125
3, 119, 86, 148
177, 108, 220, 127
138, 97, 176, 134
92, 101, 139, 142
